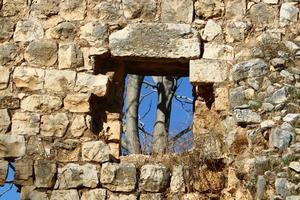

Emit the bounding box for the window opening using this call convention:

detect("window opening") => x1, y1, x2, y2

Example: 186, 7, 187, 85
0, 162, 20, 199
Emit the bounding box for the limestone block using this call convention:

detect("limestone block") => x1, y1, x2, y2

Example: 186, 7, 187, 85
13, 67, 45, 91
70, 115, 87, 137
56, 163, 99, 189
270, 128, 294, 150
232, 59, 268, 81
80, 47, 106, 72
44, 69, 76, 92
262, 0, 278, 4
108, 193, 137, 200
0, 0, 27, 17
170, 165, 185, 193
80, 22, 108, 46
202, 19, 222, 41
215, 87, 229, 111
0, 109, 10, 134
140, 193, 162, 200
0, 96, 20, 109
190, 59, 227, 84
225, 21, 252, 42
81, 189, 106, 200
64, 94, 90, 113
0, 134, 26, 158
0, 67, 9, 90
109, 23, 201, 60
75, 73, 108, 97
12, 112, 40, 136
58, 43, 83, 69
50, 190, 80, 200
34, 160, 56, 188
280, 3, 299, 27
182, 193, 203, 200
24, 40, 57, 67
194, 0, 224, 19
108, 142, 120, 158
100, 162, 137, 192
0, 42, 18, 66
82, 140, 111, 163
20, 186, 49, 200
31, 0, 60, 18
90, 1, 122, 22
21, 95, 62, 113
202, 43, 234, 60
0, 19, 14, 42
0, 160, 8, 185
122, 0, 156, 20
59, 0, 86, 21
275, 178, 289, 198
14, 158, 33, 185
139, 164, 170, 192
268, 87, 288, 104
161, 0, 193, 23
103, 120, 122, 141
225, 0, 246, 19
46, 22, 76, 40
249, 2, 277, 27
14, 19, 44, 42
41, 113, 69, 137
234, 109, 262, 124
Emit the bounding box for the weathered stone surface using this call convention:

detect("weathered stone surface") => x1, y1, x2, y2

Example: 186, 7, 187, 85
181, 193, 203, 200
202, 43, 234, 60
81, 189, 106, 200
234, 109, 262, 124
289, 161, 300, 173
44, 69, 76, 92
190, 59, 227, 83
13, 67, 45, 91
202, 19, 222, 41
139, 164, 170, 192
59, 0, 86, 21
0, 0, 27, 17
26, 136, 46, 158
75, 73, 108, 97
64, 94, 90, 113
215, 87, 229, 111
140, 193, 162, 200
161, 0, 193, 23
270, 128, 293, 150
56, 163, 99, 189
275, 178, 289, 198
41, 113, 69, 137
170, 165, 185, 193
25, 40, 57, 67
0, 42, 18, 66
46, 22, 76, 40
12, 112, 40, 136
34, 160, 56, 188
20, 186, 49, 200
260, 120, 275, 129
269, 87, 288, 104
14, 158, 33, 185
90, 1, 122, 21
70, 115, 87, 137
225, 0, 246, 19
21, 95, 62, 113
194, 0, 224, 19
122, 0, 156, 20
0, 19, 14, 42
58, 43, 83, 69
80, 22, 107, 46
249, 3, 276, 27
280, 3, 299, 27
193, 169, 225, 192
0, 109, 10, 134
0, 134, 26, 158
108, 193, 137, 200
256, 176, 266, 200
0, 67, 10, 90
286, 196, 300, 200
55, 139, 81, 162
50, 190, 80, 200
0, 160, 8, 185
14, 19, 44, 42
101, 162, 136, 192
283, 113, 299, 123
103, 119, 122, 141
232, 59, 268, 81
82, 140, 111, 162
31, 0, 60, 18
109, 23, 201, 60
225, 21, 251, 42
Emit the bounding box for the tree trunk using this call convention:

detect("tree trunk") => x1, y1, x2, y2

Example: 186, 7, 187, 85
125, 74, 144, 154
152, 76, 176, 155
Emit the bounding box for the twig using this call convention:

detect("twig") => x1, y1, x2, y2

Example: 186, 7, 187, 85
171, 125, 193, 142
0, 183, 13, 198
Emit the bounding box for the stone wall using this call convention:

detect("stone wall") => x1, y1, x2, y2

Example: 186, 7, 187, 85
0, 0, 299, 199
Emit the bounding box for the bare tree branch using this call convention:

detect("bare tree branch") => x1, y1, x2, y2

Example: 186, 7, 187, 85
171, 125, 193, 142
0, 183, 13, 198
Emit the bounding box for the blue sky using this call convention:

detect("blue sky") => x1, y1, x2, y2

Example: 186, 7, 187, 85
0, 165, 19, 200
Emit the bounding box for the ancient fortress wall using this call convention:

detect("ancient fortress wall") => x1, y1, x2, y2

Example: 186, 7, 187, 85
0, 0, 300, 199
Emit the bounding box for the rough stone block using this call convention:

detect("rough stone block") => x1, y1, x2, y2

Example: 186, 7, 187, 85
20, 186, 49, 200
0, 67, 10, 90
139, 164, 170, 192
59, 0, 86, 20
194, 0, 224, 19
58, 43, 83, 70
109, 23, 201, 60
0, 0, 27, 17
41, 113, 69, 137
193, 170, 225, 192
161, 0, 193, 23
70, 115, 87, 137
80, 22, 108, 46
14, 158, 33, 185
56, 163, 99, 189
122, 0, 156, 20
100, 162, 137, 192
0, 42, 18, 66
44, 69, 76, 92
190, 59, 227, 84
234, 109, 262, 124
12, 112, 40, 136
202, 19, 222, 41
225, 21, 252, 42
140, 193, 162, 200
81, 189, 106, 200
225, 0, 246, 19
0, 134, 26, 158
270, 128, 294, 150
280, 3, 299, 27
108, 193, 137, 200
170, 165, 185, 193
90, 1, 122, 22
21, 95, 62, 113
232, 59, 268, 81
34, 160, 56, 188
0, 109, 10, 134
50, 190, 79, 200
0, 96, 20, 109
103, 120, 122, 141
13, 67, 45, 91
31, 0, 60, 18
202, 43, 234, 60
108, 142, 120, 158
75, 73, 108, 97
64, 94, 90, 113
82, 140, 111, 163
249, 2, 276, 27
14, 19, 44, 42
0, 160, 8, 185
46, 22, 76, 40
215, 87, 229, 111
24, 40, 57, 67
0, 19, 14, 42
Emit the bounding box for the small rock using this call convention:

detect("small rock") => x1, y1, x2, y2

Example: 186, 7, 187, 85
59, 0, 86, 21
286, 196, 300, 200
283, 114, 299, 123
262, 0, 279, 4
271, 58, 286, 69
261, 103, 274, 112
170, 165, 185, 192
0, 67, 10, 89
202, 19, 222, 41
270, 128, 294, 150
58, 43, 83, 69
229, 86, 247, 108
260, 120, 275, 129
289, 162, 300, 173
161, 0, 193, 23
122, 0, 157, 20
280, 70, 295, 82
256, 176, 266, 200
41, 113, 69, 137
82, 140, 111, 163
70, 115, 87, 137
31, 0, 60, 18
12, 112, 40, 136
0, 109, 10, 134
46, 22, 76, 40
280, 3, 299, 27
203, 43, 234, 60
34, 160, 56, 188
269, 87, 288, 104
0, 134, 26, 158
75, 73, 108, 97
14, 19, 44, 42
232, 59, 268, 81
64, 93, 90, 113
194, 0, 224, 19
275, 178, 289, 198
44, 69, 76, 92
226, 20, 251, 42
281, 122, 294, 131
234, 109, 262, 124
